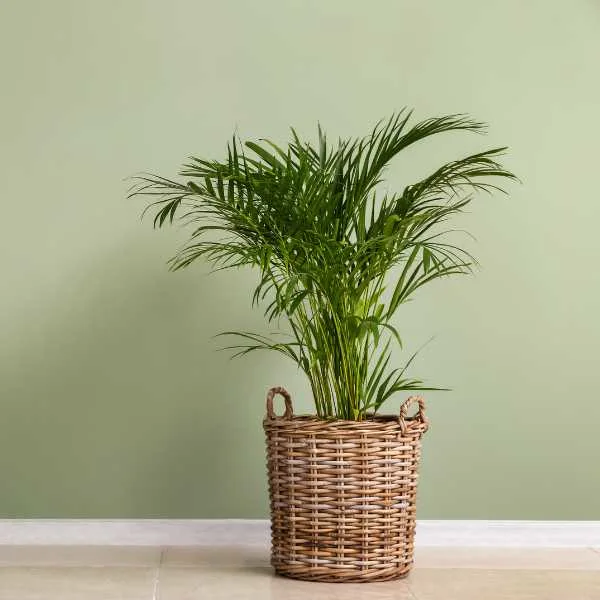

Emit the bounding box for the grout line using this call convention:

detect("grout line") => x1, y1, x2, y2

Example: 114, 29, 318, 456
151, 549, 164, 600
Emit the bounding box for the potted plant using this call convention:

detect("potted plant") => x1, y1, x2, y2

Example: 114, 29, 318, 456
131, 111, 515, 582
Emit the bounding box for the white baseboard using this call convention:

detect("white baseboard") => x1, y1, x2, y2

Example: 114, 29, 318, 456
0, 520, 598, 548
416, 520, 600, 547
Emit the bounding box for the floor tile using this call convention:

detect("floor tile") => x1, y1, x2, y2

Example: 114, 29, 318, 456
157, 566, 415, 600
414, 546, 600, 570
0, 567, 156, 600
1, 546, 598, 599
162, 545, 269, 568
0, 546, 161, 567
408, 568, 600, 600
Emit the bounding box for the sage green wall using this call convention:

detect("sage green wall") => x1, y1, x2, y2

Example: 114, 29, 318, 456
1, 0, 599, 519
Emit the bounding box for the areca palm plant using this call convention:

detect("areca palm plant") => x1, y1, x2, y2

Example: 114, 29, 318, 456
131, 111, 516, 420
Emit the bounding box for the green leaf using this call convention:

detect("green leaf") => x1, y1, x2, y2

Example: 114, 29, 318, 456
383, 214, 401, 237
288, 290, 309, 315
245, 141, 281, 169
131, 111, 516, 420
422, 247, 431, 273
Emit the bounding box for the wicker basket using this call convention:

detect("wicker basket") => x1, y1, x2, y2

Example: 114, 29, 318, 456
263, 387, 429, 583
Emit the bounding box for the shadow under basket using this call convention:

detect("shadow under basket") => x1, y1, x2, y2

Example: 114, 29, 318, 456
263, 387, 429, 583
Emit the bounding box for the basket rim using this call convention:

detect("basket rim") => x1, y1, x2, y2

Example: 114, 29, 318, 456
264, 389, 428, 434
263, 414, 428, 436
264, 412, 420, 423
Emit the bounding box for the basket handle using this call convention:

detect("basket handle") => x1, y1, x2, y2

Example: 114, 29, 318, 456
266, 387, 294, 419
399, 396, 429, 435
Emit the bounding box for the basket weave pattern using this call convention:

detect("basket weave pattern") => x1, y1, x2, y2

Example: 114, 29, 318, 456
263, 387, 429, 582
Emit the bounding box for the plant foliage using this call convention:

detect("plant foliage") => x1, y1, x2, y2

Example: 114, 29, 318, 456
130, 111, 516, 420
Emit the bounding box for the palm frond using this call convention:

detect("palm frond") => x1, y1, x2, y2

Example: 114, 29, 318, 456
131, 111, 516, 419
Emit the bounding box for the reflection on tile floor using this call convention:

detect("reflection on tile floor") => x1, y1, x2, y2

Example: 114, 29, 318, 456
0, 566, 156, 600
0, 546, 598, 599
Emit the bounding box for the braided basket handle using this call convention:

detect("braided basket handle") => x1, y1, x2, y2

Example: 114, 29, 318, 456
266, 387, 294, 419
399, 396, 429, 435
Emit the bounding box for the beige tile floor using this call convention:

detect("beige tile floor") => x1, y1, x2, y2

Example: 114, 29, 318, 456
0, 546, 598, 599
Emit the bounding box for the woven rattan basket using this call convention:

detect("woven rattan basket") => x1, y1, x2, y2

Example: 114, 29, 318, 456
263, 386, 429, 583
